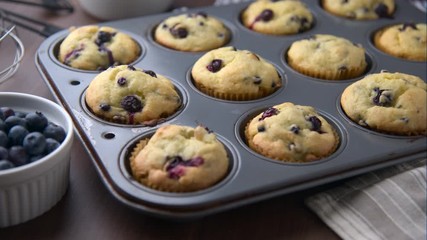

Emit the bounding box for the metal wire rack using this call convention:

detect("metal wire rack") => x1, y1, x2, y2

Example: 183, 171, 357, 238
0, 10, 25, 84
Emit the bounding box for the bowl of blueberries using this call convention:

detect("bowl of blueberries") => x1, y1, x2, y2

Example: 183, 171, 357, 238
0, 92, 74, 227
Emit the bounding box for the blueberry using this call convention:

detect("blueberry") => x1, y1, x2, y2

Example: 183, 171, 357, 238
170, 26, 188, 39
45, 138, 61, 154
0, 160, 14, 170
206, 59, 223, 73
0, 110, 3, 121
253, 76, 262, 85
0, 119, 5, 132
95, 31, 114, 46
64, 47, 84, 65
0, 107, 15, 119
23, 132, 47, 156
100, 103, 111, 112
166, 156, 183, 172
257, 125, 265, 132
127, 65, 136, 71
8, 125, 29, 146
0, 131, 8, 147
8, 146, 30, 166
43, 122, 66, 143
374, 3, 391, 18
98, 45, 115, 67
117, 77, 127, 86
372, 88, 393, 106
0, 146, 8, 160
256, 9, 274, 22
271, 81, 277, 88
25, 111, 48, 132
307, 116, 322, 133
15, 111, 27, 118
4, 116, 27, 132
290, 124, 300, 134
400, 117, 409, 124
0, 108, 65, 169
121, 96, 143, 113
259, 107, 279, 121
399, 23, 417, 31
143, 70, 157, 78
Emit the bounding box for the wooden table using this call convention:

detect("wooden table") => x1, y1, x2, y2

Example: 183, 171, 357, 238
0, 1, 340, 239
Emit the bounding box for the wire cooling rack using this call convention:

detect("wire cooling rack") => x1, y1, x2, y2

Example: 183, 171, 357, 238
0, 10, 25, 84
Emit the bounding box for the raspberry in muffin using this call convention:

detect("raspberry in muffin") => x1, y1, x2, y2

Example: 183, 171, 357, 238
130, 124, 230, 192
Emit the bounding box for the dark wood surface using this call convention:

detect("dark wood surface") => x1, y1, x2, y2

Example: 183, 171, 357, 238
0, 1, 341, 239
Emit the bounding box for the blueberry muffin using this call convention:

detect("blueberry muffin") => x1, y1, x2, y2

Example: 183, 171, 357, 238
154, 12, 230, 52
241, 0, 314, 35
58, 25, 141, 71
341, 71, 426, 135
245, 102, 339, 162
287, 34, 367, 80
322, 0, 395, 20
130, 124, 230, 192
374, 23, 427, 61
85, 65, 181, 125
191, 46, 282, 100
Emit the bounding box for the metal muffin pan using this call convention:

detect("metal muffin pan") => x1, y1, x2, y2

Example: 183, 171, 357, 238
35, 0, 426, 219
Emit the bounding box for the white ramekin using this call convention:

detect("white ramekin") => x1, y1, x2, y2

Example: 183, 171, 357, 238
0, 92, 74, 228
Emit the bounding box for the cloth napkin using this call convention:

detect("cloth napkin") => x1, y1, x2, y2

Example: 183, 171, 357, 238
213, 1, 427, 239
305, 158, 426, 240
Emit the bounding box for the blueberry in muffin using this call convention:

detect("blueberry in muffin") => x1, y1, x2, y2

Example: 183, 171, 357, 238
191, 46, 282, 100
85, 65, 181, 125
154, 12, 230, 52
241, 0, 314, 35
341, 71, 426, 135
58, 25, 141, 71
322, 0, 395, 20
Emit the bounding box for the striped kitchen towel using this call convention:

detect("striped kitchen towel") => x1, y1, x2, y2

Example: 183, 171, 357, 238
305, 158, 426, 240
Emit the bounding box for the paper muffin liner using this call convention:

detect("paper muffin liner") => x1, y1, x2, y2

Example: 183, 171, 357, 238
244, 121, 340, 163
194, 81, 273, 101
96, 113, 166, 126
288, 58, 366, 80
86, 100, 172, 126
341, 108, 427, 136
129, 138, 149, 178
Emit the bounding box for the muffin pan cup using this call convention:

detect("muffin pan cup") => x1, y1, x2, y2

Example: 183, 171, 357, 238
35, 0, 426, 219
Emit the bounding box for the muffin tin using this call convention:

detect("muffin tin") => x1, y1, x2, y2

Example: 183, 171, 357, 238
35, 0, 426, 219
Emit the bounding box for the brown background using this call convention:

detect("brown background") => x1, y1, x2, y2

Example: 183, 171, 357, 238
0, 0, 340, 239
